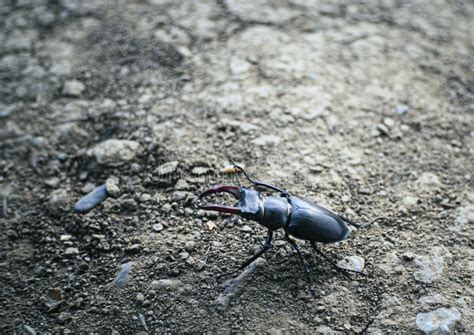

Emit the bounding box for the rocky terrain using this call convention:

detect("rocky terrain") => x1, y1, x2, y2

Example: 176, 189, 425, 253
1, 0, 473, 333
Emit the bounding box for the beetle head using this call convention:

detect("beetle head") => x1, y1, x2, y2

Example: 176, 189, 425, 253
195, 185, 263, 222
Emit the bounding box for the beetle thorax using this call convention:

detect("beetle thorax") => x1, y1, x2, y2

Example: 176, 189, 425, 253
258, 196, 290, 231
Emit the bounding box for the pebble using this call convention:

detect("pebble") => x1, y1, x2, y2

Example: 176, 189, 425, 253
136, 293, 145, 302
87, 139, 140, 166
152, 223, 164, 232
383, 117, 395, 128
111, 262, 133, 288
174, 179, 190, 190
414, 247, 449, 283
154, 161, 179, 176
416, 308, 460, 334
377, 124, 390, 136
179, 252, 189, 260
419, 293, 446, 308
62, 80, 85, 97
337, 255, 365, 273
23, 325, 36, 335
450, 205, 474, 236
416, 173, 442, 193
105, 178, 120, 197
74, 185, 108, 214
402, 195, 419, 209
184, 241, 196, 252
47, 189, 69, 217
58, 312, 72, 323
395, 104, 409, 115
65, 247, 79, 255
171, 191, 192, 202
229, 57, 251, 75
191, 166, 213, 176
253, 135, 280, 146
241, 225, 253, 232
161, 203, 172, 213
149, 278, 182, 290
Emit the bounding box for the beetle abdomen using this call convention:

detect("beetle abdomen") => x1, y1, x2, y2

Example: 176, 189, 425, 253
286, 197, 349, 243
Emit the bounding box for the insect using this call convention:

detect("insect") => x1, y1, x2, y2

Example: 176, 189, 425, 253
195, 163, 365, 290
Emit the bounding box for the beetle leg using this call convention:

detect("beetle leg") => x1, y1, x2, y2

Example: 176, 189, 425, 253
284, 234, 316, 296
310, 242, 354, 279
217, 230, 273, 279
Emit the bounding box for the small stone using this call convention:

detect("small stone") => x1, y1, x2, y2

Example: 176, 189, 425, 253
88, 139, 140, 166
377, 124, 390, 136
126, 244, 141, 253
47, 189, 70, 217
383, 117, 395, 128
44, 177, 60, 188
171, 191, 192, 202
105, 178, 120, 197
140, 193, 152, 202
337, 256, 365, 273
402, 195, 419, 209
110, 262, 133, 288
416, 308, 460, 334
149, 278, 182, 290
416, 173, 442, 193
253, 135, 280, 146
191, 166, 213, 176
60, 234, 72, 241
152, 223, 164, 232
341, 195, 351, 203
62, 80, 85, 97
241, 225, 252, 232
395, 104, 409, 115
154, 161, 179, 176
205, 221, 216, 230
419, 293, 446, 308
74, 185, 108, 214
414, 247, 449, 284
58, 312, 72, 323
136, 293, 145, 302
230, 57, 251, 75
174, 179, 190, 190
184, 241, 196, 252
24, 325, 36, 335
450, 205, 474, 236
179, 252, 189, 260
161, 203, 172, 213
65, 247, 79, 255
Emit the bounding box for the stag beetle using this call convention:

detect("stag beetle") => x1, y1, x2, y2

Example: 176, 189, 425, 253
195, 163, 365, 289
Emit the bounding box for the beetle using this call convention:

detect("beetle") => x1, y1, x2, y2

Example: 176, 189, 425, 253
195, 163, 365, 289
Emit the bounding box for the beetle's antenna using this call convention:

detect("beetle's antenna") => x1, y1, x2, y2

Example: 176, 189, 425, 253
226, 155, 288, 195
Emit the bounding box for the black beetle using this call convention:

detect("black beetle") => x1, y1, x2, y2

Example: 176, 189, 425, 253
195, 164, 365, 289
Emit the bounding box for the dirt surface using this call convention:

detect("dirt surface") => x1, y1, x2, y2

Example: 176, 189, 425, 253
1, 0, 473, 333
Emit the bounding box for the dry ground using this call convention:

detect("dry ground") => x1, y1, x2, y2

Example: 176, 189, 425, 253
1, 0, 473, 333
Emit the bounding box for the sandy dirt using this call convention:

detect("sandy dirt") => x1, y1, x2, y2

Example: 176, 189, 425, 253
1, 0, 473, 333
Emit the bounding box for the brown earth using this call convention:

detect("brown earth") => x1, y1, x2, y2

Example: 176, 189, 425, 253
1, 0, 473, 333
